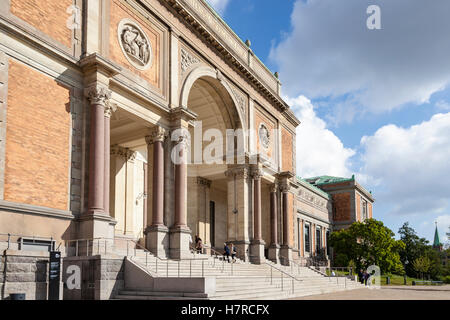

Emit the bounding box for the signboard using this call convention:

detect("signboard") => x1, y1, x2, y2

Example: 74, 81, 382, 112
48, 251, 61, 300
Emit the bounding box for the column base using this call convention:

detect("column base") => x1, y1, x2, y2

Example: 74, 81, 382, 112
267, 244, 280, 264
78, 213, 116, 255
169, 226, 192, 260
146, 225, 169, 258
249, 240, 266, 264
280, 245, 293, 266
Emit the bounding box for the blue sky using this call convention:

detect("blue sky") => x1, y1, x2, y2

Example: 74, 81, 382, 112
207, 0, 450, 244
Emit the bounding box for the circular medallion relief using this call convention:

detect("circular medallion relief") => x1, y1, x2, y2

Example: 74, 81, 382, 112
117, 19, 153, 71
258, 124, 270, 149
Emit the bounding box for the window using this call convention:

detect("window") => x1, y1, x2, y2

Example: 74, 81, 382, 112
297, 218, 301, 251
361, 199, 368, 220
304, 224, 310, 253
326, 230, 330, 256
19, 238, 55, 252
316, 227, 321, 253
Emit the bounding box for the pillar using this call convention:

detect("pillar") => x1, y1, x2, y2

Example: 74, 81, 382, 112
103, 103, 115, 215
280, 182, 292, 265
79, 84, 115, 241
169, 130, 192, 259
250, 167, 265, 264
145, 127, 169, 257
268, 183, 280, 264
225, 165, 251, 262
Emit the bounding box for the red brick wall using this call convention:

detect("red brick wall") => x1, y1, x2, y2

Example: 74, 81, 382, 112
368, 202, 373, 218
254, 109, 275, 158
332, 192, 351, 222
109, 0, 160, 88
10, 0, 73, 48
4, 60, 71, 210
281, 127, 293, 172
356, 193, 361, 221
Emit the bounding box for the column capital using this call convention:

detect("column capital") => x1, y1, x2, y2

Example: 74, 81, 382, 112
84, 84, 111, 105
104, 102, 117, 118
251, 167, 263, 180
280, 183, 290, 193
270, 183, 278, 193
196, 177, 212, 188
145, 126, 167, 145
225, 165, 249, 179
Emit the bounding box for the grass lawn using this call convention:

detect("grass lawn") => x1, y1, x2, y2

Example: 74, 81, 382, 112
380, 274, 423, 286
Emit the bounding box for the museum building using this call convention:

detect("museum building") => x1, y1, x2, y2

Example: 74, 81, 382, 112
0, 0, 374, 299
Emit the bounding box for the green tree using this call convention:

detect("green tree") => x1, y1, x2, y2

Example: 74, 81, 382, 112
329, 219, 405, 274
412, 256, 432, 280
398, 222, 429, 277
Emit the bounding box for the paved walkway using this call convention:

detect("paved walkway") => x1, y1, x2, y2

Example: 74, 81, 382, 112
289, 285, 450, 300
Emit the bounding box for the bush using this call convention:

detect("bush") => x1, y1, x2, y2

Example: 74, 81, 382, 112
444, 276, 450, 284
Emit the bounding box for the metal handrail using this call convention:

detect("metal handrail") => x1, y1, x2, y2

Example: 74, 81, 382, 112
263, 261, 303, 295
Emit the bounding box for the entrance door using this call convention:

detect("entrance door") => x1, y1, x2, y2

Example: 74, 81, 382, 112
210, 201, 215, 248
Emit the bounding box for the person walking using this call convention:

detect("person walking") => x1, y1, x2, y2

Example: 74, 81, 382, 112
358, 269, 364, 284
363, 270, 369, 286
230, 243, 237, 263
223, 243, 230, 262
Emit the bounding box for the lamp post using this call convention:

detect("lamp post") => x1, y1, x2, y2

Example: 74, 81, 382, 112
403, 259, 409, 285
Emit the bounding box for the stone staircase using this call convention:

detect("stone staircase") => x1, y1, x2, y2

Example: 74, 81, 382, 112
112, 246, 364, 300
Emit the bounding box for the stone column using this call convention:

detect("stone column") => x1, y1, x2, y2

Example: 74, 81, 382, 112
280, 183, 292, 265
225, 166, 251, 262
145, 126, 169, 257
85, 85, 109, 215
250, 167, 265, 264
79, 84, 115, 243
103, 103, 115, 216
268, 183, 280, 264
169, 130, 191, 259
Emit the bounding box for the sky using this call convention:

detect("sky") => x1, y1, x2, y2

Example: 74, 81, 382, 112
206, 0, 450, 244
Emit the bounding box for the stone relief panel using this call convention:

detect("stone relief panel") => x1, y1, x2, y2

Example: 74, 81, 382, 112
118, 19, 153, 71
258, 123, 270, 150
180, 48, 200, 73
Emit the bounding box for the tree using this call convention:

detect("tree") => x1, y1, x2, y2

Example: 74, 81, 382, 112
329, 219, 405, 274
412, 256, 432, 280
398, 222, 429, 277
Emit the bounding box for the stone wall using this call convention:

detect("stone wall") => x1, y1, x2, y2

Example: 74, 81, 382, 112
63, 255, 124, 300
0, 250, 56, 300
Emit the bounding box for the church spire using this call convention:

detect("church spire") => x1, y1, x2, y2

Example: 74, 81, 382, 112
433, 222, 442, 251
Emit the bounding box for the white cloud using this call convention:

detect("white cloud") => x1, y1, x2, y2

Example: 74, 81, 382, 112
206, 0, 230, 15
436, 100, 450, 111
286, 95, 355, 178
270, 0, 450, 119
360, 112, 450, 216
436, 215, 450, 244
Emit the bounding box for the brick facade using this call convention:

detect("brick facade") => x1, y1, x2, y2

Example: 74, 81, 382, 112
10, 0, 73, 48
4, 60, 71, 211
332, 192, 351, 222
281, 127, 293, 172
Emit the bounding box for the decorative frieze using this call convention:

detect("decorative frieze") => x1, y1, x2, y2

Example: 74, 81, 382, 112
196, 177, 211, 188
231, 86, 246, 126
181, 48, 200, 73
225, 166, 249, 179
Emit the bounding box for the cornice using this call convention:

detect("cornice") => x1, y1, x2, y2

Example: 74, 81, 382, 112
158, 0, 300, 126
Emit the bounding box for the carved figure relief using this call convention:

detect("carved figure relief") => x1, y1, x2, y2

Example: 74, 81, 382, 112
258, 123, 270, 149
181, 48, 200, 73
118, 19, 153, 70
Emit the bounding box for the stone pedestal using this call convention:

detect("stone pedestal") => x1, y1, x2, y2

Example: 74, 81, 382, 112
280, 245, 293, 266
267, 244, 280, 264
232, 240, 250, 262
169, 226, 192, 260
249, 240, 265, 264
146, 225, 169, 258
78, 214, 116, 255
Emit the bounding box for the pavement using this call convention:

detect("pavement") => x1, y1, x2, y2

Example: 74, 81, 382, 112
288, 285, 450, 300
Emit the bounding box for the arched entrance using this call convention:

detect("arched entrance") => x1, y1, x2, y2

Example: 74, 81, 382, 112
181, 66, 247, 254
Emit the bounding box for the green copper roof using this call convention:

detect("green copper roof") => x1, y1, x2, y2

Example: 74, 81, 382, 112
304, 175, 355, 186
296, 176, 330, 199
434, 224, 441, 247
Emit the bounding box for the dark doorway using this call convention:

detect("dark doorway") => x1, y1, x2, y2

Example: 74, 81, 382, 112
210, 201, 215, 247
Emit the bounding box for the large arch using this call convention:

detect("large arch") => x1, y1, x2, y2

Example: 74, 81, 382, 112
180, 66, 248, 250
